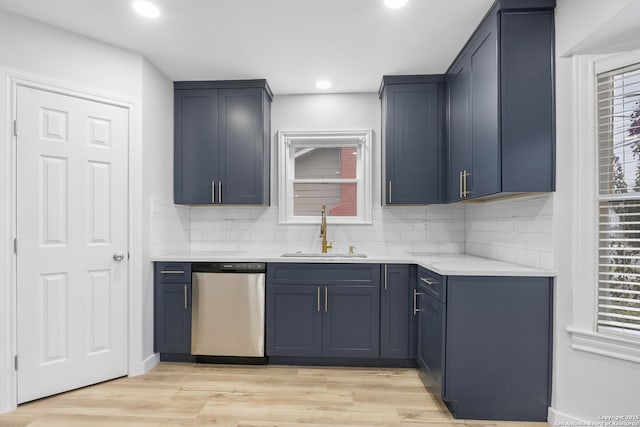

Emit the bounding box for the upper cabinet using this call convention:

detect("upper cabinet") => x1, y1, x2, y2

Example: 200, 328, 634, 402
380, 76, 446, 205
447, 0, 556, 202
174, 80, 272, 205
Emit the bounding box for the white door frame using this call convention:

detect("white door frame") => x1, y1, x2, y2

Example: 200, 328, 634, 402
0, 68, 144, 413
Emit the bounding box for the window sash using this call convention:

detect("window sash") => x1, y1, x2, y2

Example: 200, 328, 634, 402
278, 130, 372, 224
596, 62, 640, 336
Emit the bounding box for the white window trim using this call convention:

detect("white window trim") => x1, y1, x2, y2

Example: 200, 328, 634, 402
569, 50, 640, 363
277, 130, 372, 224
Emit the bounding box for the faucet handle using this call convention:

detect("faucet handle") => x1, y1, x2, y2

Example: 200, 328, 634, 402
349, 246, 355, 254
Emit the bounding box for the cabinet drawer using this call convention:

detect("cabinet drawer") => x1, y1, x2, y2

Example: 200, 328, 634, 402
267, 263, 381, 286
155, 262, 191, 283
417, 267, 446, 302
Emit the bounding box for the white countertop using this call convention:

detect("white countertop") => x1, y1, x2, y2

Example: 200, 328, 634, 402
153, 251, 555, 277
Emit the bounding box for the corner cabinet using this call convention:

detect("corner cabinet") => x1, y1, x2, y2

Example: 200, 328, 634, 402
415, 269, 553, 422
154, 262, 192, 358
380, 76, 445, 205
446, 1, 555, 202
174, 80, 272, 205
266, 263, 381, 359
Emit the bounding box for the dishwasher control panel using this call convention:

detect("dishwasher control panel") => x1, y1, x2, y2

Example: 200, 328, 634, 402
191, 262, 266, 274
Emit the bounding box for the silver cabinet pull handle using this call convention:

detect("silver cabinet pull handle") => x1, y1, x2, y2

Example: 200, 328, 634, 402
218, 181, 222, 204
160, 270, 184, 274
388, 181, 392, 204
459, 170, 463, 199
413, 289, 421, 316
184, 284, 188, 309
324, 287, 328, 312
384, 265, 388, 290
211, 180, 216, 203
420, 277, 435, 286
317, 286, 321, 312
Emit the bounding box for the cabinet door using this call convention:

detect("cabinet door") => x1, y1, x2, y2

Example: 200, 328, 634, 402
383, 83, 443, 204
468, 14, 499, 198
174, 89, 218, 204
265, 284, 323, 357
323, 286, 380, 358
380, 265, 414, 359
416, 291, 444, 395
155, 282, 192, 354
447, 58, 471, 202
218, 88, 268, 204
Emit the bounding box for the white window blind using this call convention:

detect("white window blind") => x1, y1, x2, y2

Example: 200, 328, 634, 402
597, 63, 640, 334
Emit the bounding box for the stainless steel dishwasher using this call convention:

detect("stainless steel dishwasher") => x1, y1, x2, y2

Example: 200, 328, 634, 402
191, 263, 265, 359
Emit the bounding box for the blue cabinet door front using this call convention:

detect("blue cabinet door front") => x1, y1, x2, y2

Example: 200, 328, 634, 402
218, 88, 269, 204
174, 89, 219, 204
380, 265, 414, 359
322, 285, 380, 358
155, 282, 192, 354
266, 284, 323, 357
382, 81, 444, 205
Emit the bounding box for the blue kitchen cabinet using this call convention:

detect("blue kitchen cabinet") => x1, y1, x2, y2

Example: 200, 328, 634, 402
443, 276, 553, 421
154, 263, 192, 356
265, 263, 381, 359
447, 1, 555, 201
415, 267, 446, 393
174, 80, 272, 205
380, 264, 417, 359
380, 76, 445, 205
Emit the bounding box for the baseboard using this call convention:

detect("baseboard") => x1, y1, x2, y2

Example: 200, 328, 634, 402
142, 353, 160, 373
548, 407, 588, 426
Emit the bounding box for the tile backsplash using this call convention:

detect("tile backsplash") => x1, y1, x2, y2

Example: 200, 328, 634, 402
188, 205, 466, 255
151, 194, 554, 270
464, 194, 554, 270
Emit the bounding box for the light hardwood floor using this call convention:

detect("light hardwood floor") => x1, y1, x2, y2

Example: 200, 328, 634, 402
0, 363, 550, 427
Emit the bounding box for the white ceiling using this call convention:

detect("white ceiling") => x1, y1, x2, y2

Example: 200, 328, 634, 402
0, 0, 494, 94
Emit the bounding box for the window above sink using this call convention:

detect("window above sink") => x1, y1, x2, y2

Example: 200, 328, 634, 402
278, 130, 372, 224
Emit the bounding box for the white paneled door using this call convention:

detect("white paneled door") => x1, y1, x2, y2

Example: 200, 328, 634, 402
16, 86, 128, 403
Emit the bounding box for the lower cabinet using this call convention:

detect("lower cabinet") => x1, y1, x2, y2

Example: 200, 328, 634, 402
154, 263, 192, 355
416, 268, 446, 393
266, 263, 381, 359
415, 270, 553, 422
443, 276, 552, 421
380, 264, 417, 359
266, 283, 380, 358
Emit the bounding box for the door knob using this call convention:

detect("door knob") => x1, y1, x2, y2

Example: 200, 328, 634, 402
113, 252, 125, 262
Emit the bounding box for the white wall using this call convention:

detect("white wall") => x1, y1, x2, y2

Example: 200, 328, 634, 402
0, 10, 171, 412
140, 59, 188, 364
552, 0, 640, 423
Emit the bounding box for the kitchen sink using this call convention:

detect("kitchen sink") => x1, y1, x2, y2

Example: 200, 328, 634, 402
280, 252, 368, 258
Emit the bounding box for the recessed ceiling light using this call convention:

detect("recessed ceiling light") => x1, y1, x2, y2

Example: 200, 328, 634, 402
384, 0, 408, 9
316, 80, 332, 90
132, 0, 160, 18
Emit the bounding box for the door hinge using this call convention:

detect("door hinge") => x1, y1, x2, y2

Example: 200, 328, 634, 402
13, 238, 17, 254
14, 355, 18, 370
13, 120, 17, 137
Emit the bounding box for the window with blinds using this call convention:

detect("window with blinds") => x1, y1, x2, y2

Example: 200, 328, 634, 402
597, 63, 640, 335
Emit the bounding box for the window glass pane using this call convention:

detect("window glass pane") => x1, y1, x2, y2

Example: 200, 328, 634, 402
598, 68, 640, 195
597, 63, 640, 335
294, 146, 357, 179
293, 183, 358, 217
